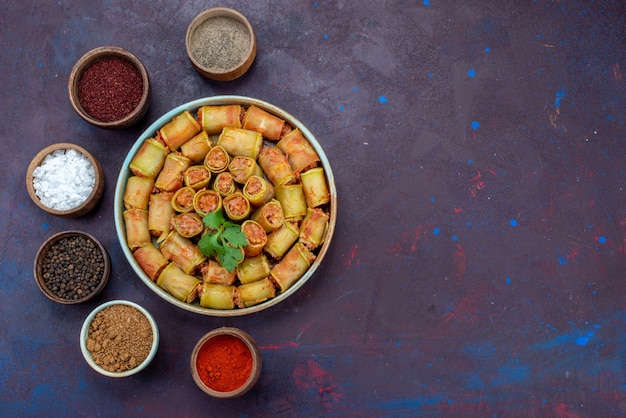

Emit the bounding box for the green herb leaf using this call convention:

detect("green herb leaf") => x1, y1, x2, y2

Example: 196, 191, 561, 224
198, 209, 249, 272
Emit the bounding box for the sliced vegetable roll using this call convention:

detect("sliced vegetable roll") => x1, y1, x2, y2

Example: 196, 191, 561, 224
212, 171, 236, 197
200, 259, 237, 285
276, 128, 320, 173
251, 199, 285, 232
238, 278, 276, 307
180, 130, 213, 164
258, 146, 296, 186
241, 220, 267, 257
275, 184, 307, 221
159, 110, 202, 150
242, 105, 288, 141
301, 167, 330, 208
198, 283, 241, 310
171, 212, 204, 238
193, 189, 222, 216
228, 155, 263, 184
123, 176, 154, 210
264, 221, 299, 260
197, 104, 242, 135
133, 243, 168, 281
157, 262, 201, 303
160, 231, 206, 275
223, 192, 252, 221
270, 242, 316, 292
171, 186, 196, 213
148, 192, 174, 242
183, 165, 211, 190
204, 145, 230, 173
217, 127, 263, 160
299, 208, 329, 250
123, 208, 151, 251
129, 138, 168, 179
243, 175, 274, 207
155, 153, 192, 192
236, 254, 271, 285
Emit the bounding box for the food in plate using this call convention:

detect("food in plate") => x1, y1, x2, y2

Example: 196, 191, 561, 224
121, 103, 332, 310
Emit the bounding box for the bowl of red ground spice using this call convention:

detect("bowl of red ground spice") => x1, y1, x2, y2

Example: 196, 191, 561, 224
80, 300, 159, 377
191, 327, 262, 398
186, 8, 257, 81
34, 230, 110, 304
68, 46, 151, 129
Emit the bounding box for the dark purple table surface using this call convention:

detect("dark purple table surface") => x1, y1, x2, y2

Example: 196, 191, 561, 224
2, 1, 624, 417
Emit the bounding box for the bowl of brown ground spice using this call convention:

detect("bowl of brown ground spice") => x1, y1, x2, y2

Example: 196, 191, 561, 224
68, 46, 151, 129
185, 7, 257, 81
80, 300, 159, 377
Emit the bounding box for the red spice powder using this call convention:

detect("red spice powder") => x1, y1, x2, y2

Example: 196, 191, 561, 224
78, 56, 143, 122
195, 334, 253, 392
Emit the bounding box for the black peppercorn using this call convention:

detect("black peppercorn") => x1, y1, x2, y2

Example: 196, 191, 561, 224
41, 235, 105, 301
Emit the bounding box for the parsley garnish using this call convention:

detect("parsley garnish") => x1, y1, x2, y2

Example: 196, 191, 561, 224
198, 209, 249, 272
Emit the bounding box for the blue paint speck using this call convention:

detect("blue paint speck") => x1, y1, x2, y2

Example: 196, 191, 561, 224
468, 159, 473, 164
338, 105, 345, 111
451, 235, 458, 241
485, 47, 491, 53
509, 219, 518, 227
430, 197, 435, 203
323, 34, 329, 40
423, 0, 430, 6
466, 221, 472, 227
595, 324, 601, 329
471, 121, 480, 130
505, 277, 511, 285
379, 95, 388, 104
433, 227, 441, 236
555, 85, 565, 107
353, 87, 358, 93
576, 336, 590, 346
598, 236, 607, 243
468, 69, 476, 77
558, 256, 567, 265
428, 72, 433, 77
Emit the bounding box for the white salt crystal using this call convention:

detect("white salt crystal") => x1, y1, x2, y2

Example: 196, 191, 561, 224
32, 148, 96, 211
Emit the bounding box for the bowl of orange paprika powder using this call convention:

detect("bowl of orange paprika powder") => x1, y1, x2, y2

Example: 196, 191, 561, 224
191, 327, 262, 398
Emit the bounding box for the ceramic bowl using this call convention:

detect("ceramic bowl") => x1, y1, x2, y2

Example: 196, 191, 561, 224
34, 230, 110, 304
114, 96, 337, 316
190, 327, 261, 398
186, 8, 256, 81
26, 142, 105, 217
80, 300, 159, 377
68, 46, 151, 129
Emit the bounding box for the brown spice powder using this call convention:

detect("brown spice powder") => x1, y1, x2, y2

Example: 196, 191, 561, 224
190, 16, 251, 72
86, 304, 153, 373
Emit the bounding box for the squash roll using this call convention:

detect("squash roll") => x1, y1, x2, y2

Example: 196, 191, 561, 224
180, 130, 213, 164
160, 110, 202, 150
301, 167, 330, 208
133, 243, 168, 281
183, 165, 211, 190
193, 189, 222, 216
236, 254, 271, 285
238, 278, 276, 307
258, 146, 296, 186
199, 283, 241, 310
270, 242, 316, 292
217, 127, 263, 160
171, 186, 196, 213
204, 145, 230, 173
251, 199, 285, 232
212, 172, 237, 197
223, 192, 251, 221
275, 184, 307, 221
200, 260, 237, 285
157, 262, 201, 303
123, 176, 154, 210
229, 155, 263, 185
264, 221, 299, 260
160, 231, 206, 275
276, 128, 320, 173
171, 212, 204, 238
299, 208, 329, 250
129, 138, 168, 179
123, 208, 151, 251
155, 153, 192, 192
198, 104, 242, 135
241, 220, 267, 257
148, 192, 174, 242
242, 105, 288, 141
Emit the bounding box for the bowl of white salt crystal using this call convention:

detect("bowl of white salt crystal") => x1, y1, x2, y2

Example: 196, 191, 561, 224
26, 143, 105, 217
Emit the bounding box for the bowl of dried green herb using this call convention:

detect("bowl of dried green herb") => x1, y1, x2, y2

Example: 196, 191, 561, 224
34, 231, 110, 304
68, 46, 151, 129
185, 7, 257, 81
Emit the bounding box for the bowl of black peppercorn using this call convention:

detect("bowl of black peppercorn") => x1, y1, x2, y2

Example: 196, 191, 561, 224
34, 231, 110, 304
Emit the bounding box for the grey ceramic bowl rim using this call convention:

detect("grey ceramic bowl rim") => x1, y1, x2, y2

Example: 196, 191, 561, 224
80, 300, 159, 377
113, 96, 337, 316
